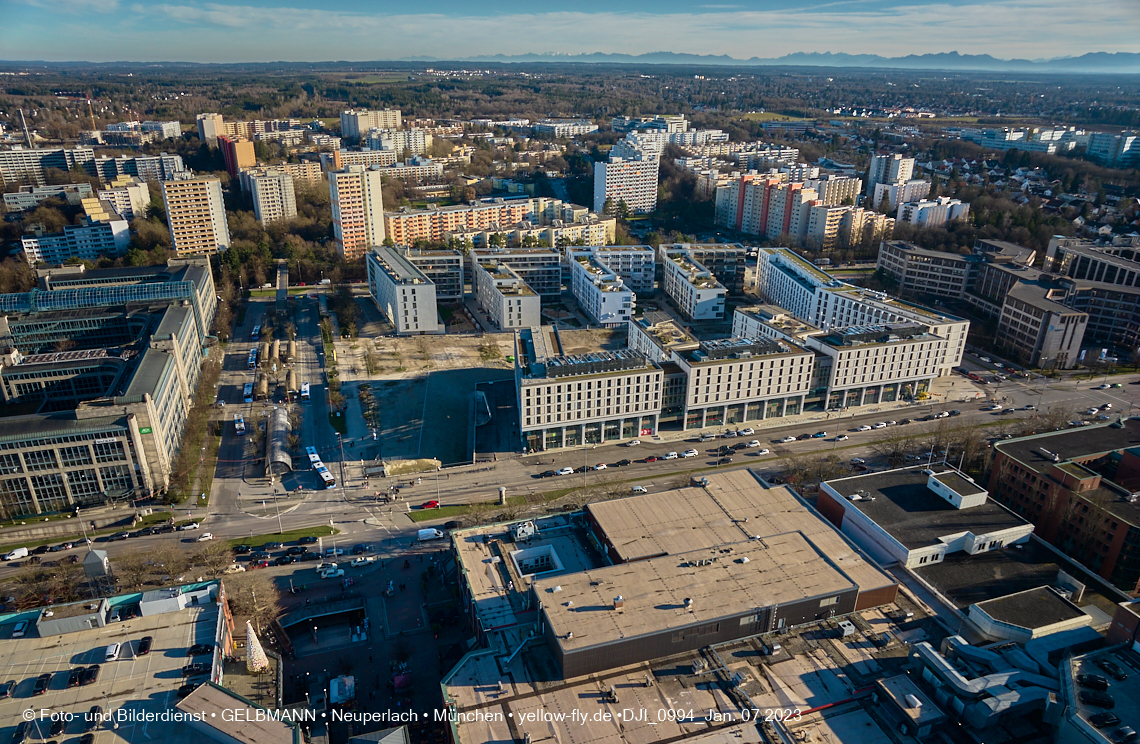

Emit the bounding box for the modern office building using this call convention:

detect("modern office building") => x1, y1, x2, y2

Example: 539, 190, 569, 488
994, 278, 1088, 369
866, 153, 915, 197
329, 165, 386, 260
364, 246, 442, 335
516, 327, 662, 451
242, 168, 297, 226
472, 260, 541, 331
876, 240, 977, 298
896, 197, 970, 228
0, 147, 96, 187
398, 247, 463, 301
385, 197, 613, 248
593, 157, 659, 215
990, 419, 1140, 594
217, 135, 256, 178
672, 336, 813, 429
3, 183, 94, 212
567, 250, 635, 328
659, 246, 726, 321
161, 177, 231, 257
340, 109, 403, 141
96, 176, 150, 221
20, 198, 130, 265
0, 259, 217, 514
470, 248, 562, 297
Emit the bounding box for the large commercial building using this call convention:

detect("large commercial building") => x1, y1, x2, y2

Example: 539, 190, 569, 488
161, 177, 231, 257
0, 147, 96, 187
0, 259, 217, 514
593, 157, 659, 215
364, 247, 442, 335
1085, 130, 1138, 167
567, 250, 635, 328
989, 420, 1140, 594
241, 168, 298, 226
340, 109, 403, 141
96, 176, 150, 221
994, 278, 1088, 370
877, 240, 978, 299
516, 327, 662, 451
472, 260, 541, 331
659, 246, 726, 321
20, 198, 130, 265
329, 165, 386, 260
385, 197, 613, 248
673, 336, 813, 429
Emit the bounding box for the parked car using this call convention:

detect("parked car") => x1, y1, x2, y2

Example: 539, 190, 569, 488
298, 536, 319, 544
67, 667, 83, 688
181, 663, 210, 677
273, 555, 296, 566
616, 459, 632, 466
663, 451, 679, 460
105, 642, 121, 661
796, 434, 812, 440
949, 410, 961, 416
319, 568, 345, 579
625, 440, 641, 447
779, 436, 797, 443
682, 449, 698, 457
177, 683, 200, 699
740, 428, 755, 436
177, 522, 199, 531
631, 486, 648, 494
643, 456, 659, 463
84, 706, 102, 730
1096, 658, 1129, 680
755, 448, 771, 456
1078, 673, 1110, 691
108, 532, 129, 541
1079, 690, 1115, 708
33, 672, 51, 695
0, 680, 13, 698
935, 411, 950, 418
187, 643, 214, 657
47, 542, 72, 553
593, 463, 607, 470
11, 620, 28, 638
556, 467, 574, 476
12, 722, 29, 744
835, 435, 849, 441
899, 419, 912, 425
250, 550, 270, 560
80, 666, 100, 686
49, 719, 64, 737
223, 564, 246, 574
538, 470, 557, 478
232, 545, 251, 554
851, 458, 866, 465
196, 533, 214, 542
979, 356, 992, 363
420, 500, 440, 509
264, 542, 284, 549
299, 553, 321, 562
323, 547, 344, 556
812, 431, 827, 438
1089, 712, 1120, 728
856, 425, 872, 431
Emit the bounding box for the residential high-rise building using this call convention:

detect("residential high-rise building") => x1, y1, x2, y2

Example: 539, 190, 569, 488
319, 149, 398, 172
365, 246, 443, 335
567, 249, 636, 328
97, 176, 150, 221
329, 165, 385, 260
243, 168, 297, 226
807, 175, 863, 206
340, 109, 402, 142
805, 204, 847, 250
365, 128, 432, 155
714, 172, 785, 235
838, 207, 894, 249
765, 183, 819, 241
3, 184, 94, 212
659, 245, 726, 321
218, 135, 256, 178
593, 158, 659, 215
896, 197, 970, 228
0, 147, 96, 187
1086, 131, 1139, 167
20, 198, 130, 265
873, 179, 931, 211
866, 153, 915, 197
161, 177, 231, 257
90, 153, 186, 182
196, 113, 225, 147
472, 260, 542, 331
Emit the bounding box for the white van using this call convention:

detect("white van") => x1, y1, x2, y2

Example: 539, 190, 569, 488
417, 528, 445, 542
105, 642, 121, 661
4, 547, 28, 561
12, 620, 28, 638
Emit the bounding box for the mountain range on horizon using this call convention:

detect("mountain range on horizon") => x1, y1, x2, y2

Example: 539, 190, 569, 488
407, 50, 1140, 74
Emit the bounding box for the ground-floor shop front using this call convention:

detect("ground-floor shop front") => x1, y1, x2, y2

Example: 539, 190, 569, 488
683, 395, 805, 430
523, 414, 659, 452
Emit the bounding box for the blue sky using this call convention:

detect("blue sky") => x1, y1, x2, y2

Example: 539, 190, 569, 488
3, 0, 1138, 62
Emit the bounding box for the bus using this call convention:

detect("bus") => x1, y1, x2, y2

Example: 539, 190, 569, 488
305, 446, 322, 467
251, 325, 261, 342
315, 465, 336, 489
300, 382, 311, 402
247, 348, 258, 370
234, 413, 246, 436
243, 383, 254, 404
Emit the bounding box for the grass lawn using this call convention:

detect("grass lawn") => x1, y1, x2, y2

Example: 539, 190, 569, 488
407, 505, 468, 522
226, 526, 339, 549
738, 112, 807, 122
329, 412, 348, 434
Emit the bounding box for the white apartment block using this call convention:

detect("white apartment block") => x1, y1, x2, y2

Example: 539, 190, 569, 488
660, 246, 726, 321
196, 113, 224, 147
756, 247, 967, 375
97, 176, 150, 220
593, 157, 659, 215
366, 128, 431, 155
627, 313, 699, 365
161, 177, 230, 257
766, 183, 819, 241
673, 337, 814, 429
329, 165, 386, 260
320, 149, 398, 172
387, 197, 613, 247
873, 179, 931, 211
245, 168, 298, 226
839, 207, 894, 248
277, 161, 324, 185
472, 260, 542, 331
580, 246, 656, 293
21, 202, 129, 265
805, 204, 847, 250
896, 197, 970, 228
380, 157, 444, 181
533, 119, 598, 137
365, 247, 442, 336
471, 248, 562, 297
340, 109, 402, 141
568, 250, 635, 328
866, 153, 915, 196
518, 328, 663, 451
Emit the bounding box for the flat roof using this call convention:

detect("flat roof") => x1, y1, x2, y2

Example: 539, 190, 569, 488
178, 683, 300, 744
536, 531, 857, 653
1006, 279, 1077, 315
369, 246, 432, 284
973, 586, 1086, 629
824, 467, 1028, 550
876, 675, 946, 726
588, 469, 894, 592
997, 419, 1140, 475
123, 346, 172, 398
